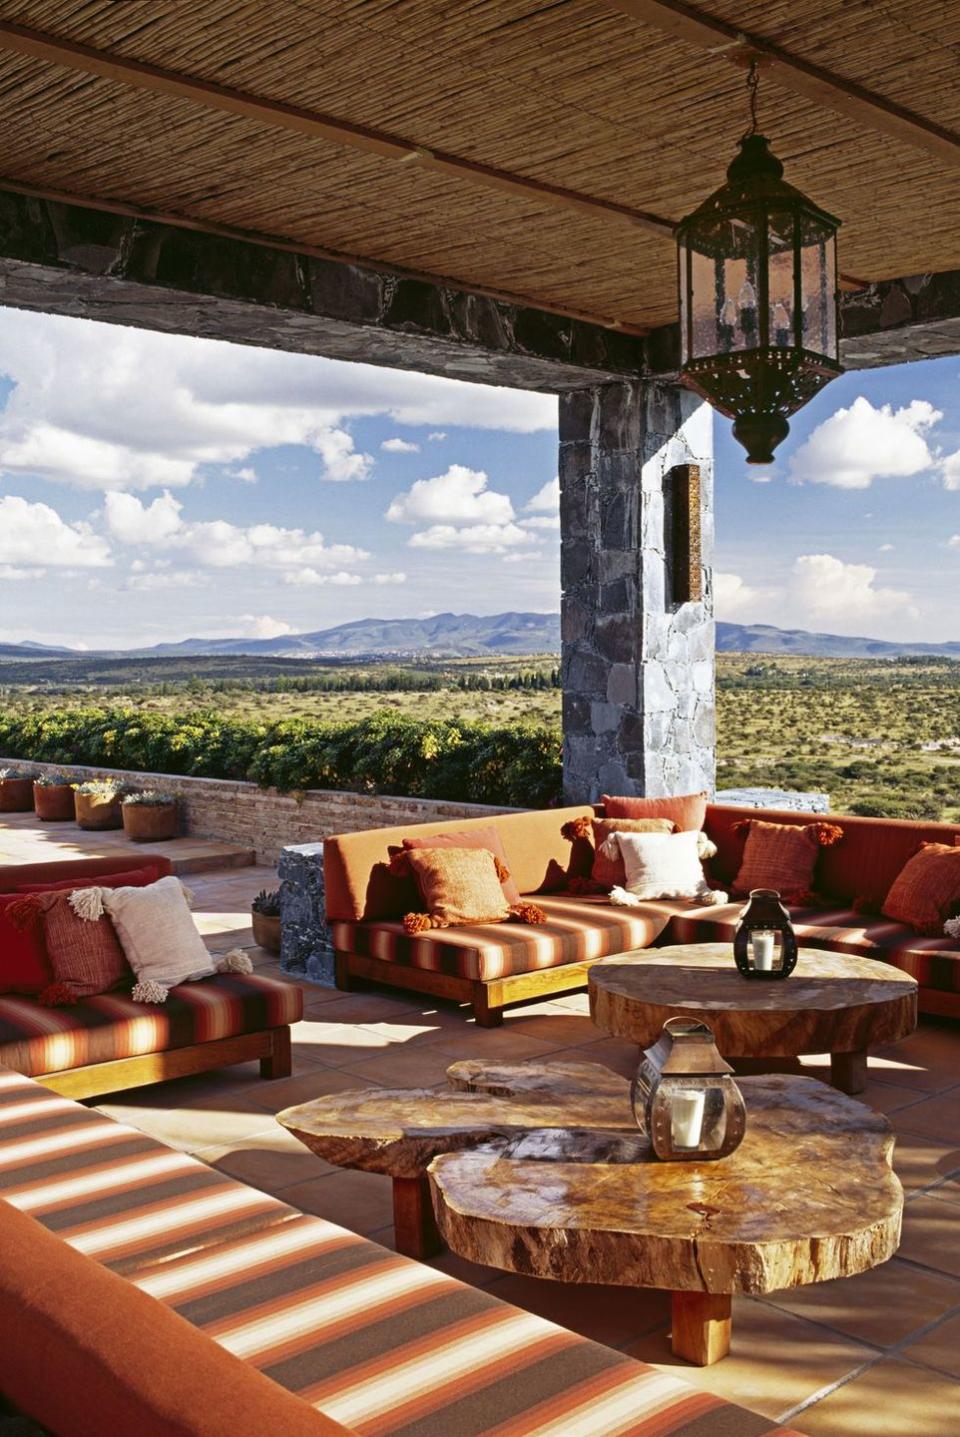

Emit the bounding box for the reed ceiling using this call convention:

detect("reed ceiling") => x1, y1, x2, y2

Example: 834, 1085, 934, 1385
0, 0, 958, 333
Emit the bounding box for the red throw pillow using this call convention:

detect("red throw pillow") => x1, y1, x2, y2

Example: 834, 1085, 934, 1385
602, 792, 708, 832
882, 843, 960, 935
731, 819, 843, 903
30, 891, 132, 1002
399, 826, 521, 906
0, 894, 54, 995
17, 865, 161, 894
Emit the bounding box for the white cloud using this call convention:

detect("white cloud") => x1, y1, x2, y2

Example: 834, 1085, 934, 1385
236, 616, 295, 639
105, 490, 183, 544
0, 565, 44, 581
939, 451, 960, 490
282, 568, 363, 587
427, 431, 447, 442
714, 571, 764, 619
788, 397, 941, 489
102, 494, 367, 572
0, 311, 553, 494
381, 438, 420, 453
373, 572, 407, 585
386, 464, 514, 527
501, 551, 543, 565
878, 543, 894, 553
520, 515, 561, 532
789, 554, 915, 623
948, 535, 960, 551
409, 522, 530, 554
525, 477, 559, 512
126, 570, 211, 592
0, 495, 112, 570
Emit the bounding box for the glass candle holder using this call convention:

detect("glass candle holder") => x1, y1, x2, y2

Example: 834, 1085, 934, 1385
733, 889, 798, 979
631, 1018, 747, 1162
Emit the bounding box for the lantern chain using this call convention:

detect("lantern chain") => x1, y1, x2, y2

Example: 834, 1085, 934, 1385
744, 58, 760, 138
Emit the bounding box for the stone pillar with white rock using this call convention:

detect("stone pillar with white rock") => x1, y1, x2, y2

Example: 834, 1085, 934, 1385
559, 380, 715, 804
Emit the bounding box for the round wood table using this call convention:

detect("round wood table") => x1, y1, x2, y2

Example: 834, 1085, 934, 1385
279, 1059, 903, 1366
589, 943, 917, 1094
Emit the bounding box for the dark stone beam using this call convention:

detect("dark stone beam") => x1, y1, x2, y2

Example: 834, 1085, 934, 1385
0, 190, 647, 393
645, 270, 960, 377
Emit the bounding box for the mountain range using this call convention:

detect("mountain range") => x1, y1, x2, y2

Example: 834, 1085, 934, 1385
3, 614, 960, 661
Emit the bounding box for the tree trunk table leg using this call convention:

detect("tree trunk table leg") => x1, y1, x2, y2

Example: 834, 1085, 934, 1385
831, 1049, 867, 1095
392, 1175, 443, 1259
670, 1291, 732, 1366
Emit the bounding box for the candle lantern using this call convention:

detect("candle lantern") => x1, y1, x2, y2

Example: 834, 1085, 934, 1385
676, 62, 841, 464
734, 888, 798, 979
632, 1017, 746, 1162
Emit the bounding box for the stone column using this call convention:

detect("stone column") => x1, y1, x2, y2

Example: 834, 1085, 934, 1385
560, 380, 715, 803
278, 842, 335, 986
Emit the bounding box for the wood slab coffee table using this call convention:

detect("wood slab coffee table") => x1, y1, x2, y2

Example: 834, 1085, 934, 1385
278, 1059, 902, 1366
589, 943, 917, 1095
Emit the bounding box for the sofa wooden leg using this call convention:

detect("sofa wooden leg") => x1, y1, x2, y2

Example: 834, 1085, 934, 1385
260, 1026, 292, 1079
334, 951, 355, 992
472, 987, 503, 1028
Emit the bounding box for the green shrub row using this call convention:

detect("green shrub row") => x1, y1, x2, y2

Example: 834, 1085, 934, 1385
0, 707, 563, 808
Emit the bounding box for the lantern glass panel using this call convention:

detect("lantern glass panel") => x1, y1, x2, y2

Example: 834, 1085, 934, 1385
800, 213, 838, 357
687, 215, 762, 360
767, 209, 796, 349
650, 1078, 732, 1156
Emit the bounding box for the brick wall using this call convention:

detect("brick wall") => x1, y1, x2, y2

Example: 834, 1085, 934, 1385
3, 758, 514, 865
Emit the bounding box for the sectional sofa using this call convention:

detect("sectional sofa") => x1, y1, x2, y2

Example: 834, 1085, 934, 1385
0, 1064, 802, 1436
326, 803, 960, 1026
0, 854, 301, 1099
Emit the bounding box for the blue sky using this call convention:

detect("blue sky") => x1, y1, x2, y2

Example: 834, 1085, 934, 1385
0, 308, 958, 648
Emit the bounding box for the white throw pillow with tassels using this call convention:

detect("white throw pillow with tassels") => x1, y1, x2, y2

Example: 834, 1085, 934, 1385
608, 830, 728, 907
70, 875, 252, 1002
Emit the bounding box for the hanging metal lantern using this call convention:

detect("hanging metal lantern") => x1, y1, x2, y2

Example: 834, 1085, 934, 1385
676, 63, 841, 464
631, 1017, 747, 1162
733, 888, 799, 979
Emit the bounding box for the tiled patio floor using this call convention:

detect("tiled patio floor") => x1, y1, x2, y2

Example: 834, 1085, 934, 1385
4, 819, 960, 1434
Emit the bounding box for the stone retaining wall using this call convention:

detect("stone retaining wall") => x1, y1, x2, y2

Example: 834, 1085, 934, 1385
1, 757, 513, 865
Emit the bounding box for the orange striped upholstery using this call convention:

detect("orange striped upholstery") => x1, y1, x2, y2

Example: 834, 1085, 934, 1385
0, 1069, 798, 1436
331, 895, 669, 982
0, 972, 303, 1078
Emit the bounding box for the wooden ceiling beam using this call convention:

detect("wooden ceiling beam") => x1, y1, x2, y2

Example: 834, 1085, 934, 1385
0, 19, 675, 238
608, 0, 960, 166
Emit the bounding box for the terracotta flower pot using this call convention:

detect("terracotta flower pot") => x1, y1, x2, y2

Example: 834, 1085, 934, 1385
122, 802, 178, 842
252, 911, 282, 955
0, 777, 35, 813
74, 791, 124, 831
33, 782, 76, 821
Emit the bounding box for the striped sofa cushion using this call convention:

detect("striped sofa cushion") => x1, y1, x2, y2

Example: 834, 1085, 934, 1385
331, 896, 669, 982
0, 1068, 798, 1436
0, 971, 303, 1078
645, 900, 960, 993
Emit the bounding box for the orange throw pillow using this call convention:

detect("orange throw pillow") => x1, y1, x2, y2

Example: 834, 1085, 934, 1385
400, 825, 521, 905
882, 843, 960, 935
602, 792, 707, 831
401, 848, 545, 934
731, 819, 843, 903
591, 818, 676, 889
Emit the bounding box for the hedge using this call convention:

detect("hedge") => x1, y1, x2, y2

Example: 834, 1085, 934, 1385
0, 707, 563, 809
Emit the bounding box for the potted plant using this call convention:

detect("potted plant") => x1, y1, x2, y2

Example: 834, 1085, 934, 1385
73, 780, 126, 831
121, 790, 179, 842
251, 888, 282, 955
33, 772, 76, 821
0, 767, 36, 812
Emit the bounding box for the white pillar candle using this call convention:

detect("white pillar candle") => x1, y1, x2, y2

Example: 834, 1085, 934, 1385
751, 931, 777, 971
670, 1090, 706, 1149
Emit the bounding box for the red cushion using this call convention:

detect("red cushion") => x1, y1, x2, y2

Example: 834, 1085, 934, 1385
17, 865, 161, 895
0, 894, 54, 995
401, 826, 521, 906
602, 792, 707, 832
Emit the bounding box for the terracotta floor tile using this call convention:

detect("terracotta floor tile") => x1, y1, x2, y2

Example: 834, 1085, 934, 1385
428, 1028, 565, 1062
500, 1012, 604, 1047
859, 1080, 937, 1117
426, 1247, 504, 1289
900, 1309, 960, 1378
631, 1298, 874, 1423
483, 1272, 670, 1348
890, 1131, 960, 1194
557, 1036, 639, 1078
280, 1167, 395, 1235
758, 1257, 960, 1347
289, 1018, 393, 1068
194, 1127, 331, 1193
337, 1046, 460, 1088
94, 1096, 276, 1154
241, 1065, 366, 1112
898, 1193, 960, 1278
304, 992, 425, 1024
791, 1356, 960, 1436
892, 1087, 960, 1144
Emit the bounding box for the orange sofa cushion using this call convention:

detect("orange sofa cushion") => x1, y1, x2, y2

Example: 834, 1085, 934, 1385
0, 854, 174, 894
400, 824, 521, 905
0, 1197, 351, 1437
882, 843, 960, 935
324, 805, 595, 920
405, 846, 512, 928
731, 819, 842, 902
603, 792, 707, 831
